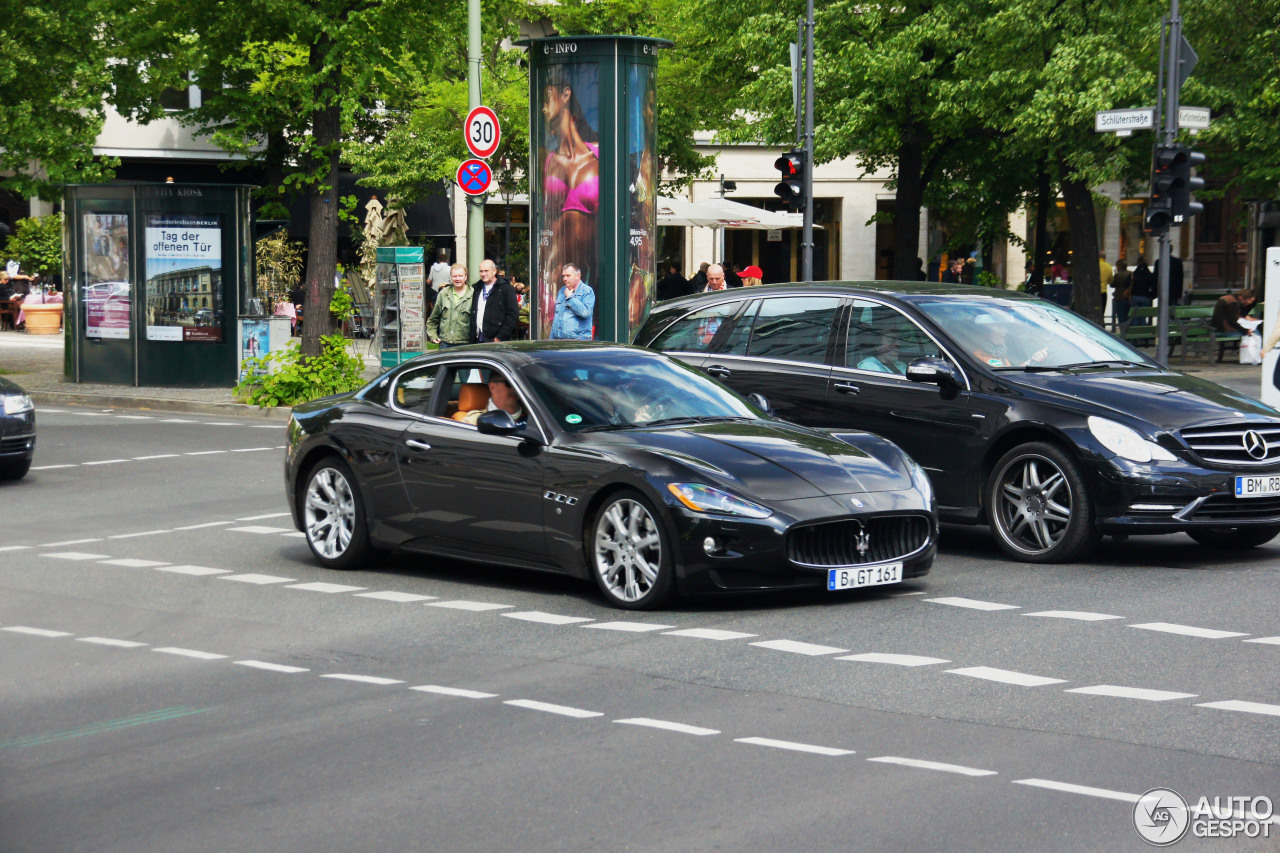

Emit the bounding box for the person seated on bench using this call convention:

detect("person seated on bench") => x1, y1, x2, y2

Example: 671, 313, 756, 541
1212, 289, 1258, 362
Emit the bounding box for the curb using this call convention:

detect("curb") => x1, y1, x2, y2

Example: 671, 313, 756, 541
30, 389, 293, 421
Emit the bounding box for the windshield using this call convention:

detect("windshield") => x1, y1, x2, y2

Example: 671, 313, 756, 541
915, 297, 1153, 369
520, 349, 760, 432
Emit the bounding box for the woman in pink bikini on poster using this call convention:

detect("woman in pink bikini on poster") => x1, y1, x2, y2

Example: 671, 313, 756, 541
538, 65, 599, 339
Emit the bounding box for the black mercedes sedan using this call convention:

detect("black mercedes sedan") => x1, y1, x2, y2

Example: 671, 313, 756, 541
635, 282, 1280, 563
0, 376, 35, 481
284, 343, 936, 609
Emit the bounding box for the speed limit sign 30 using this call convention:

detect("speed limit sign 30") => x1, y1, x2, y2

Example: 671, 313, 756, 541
464, 106, 501, 159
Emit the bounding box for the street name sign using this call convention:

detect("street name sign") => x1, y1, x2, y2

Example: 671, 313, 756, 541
1178, 106, 1211, 131
1095, 108, 1155, 135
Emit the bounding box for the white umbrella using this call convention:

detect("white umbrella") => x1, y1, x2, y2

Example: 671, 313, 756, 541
694, 197, 808, 230
657, 196, 722, 228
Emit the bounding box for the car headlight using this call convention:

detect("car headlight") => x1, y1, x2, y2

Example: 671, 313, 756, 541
667, 483, 772, 519
3, 393, 33, 415
1088, 416, 1176, 463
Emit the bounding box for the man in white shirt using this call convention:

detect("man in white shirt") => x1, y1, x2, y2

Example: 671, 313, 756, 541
428, 249, 452, 292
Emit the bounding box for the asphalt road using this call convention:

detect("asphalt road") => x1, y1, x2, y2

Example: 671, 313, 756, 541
1, 405, 1277, 852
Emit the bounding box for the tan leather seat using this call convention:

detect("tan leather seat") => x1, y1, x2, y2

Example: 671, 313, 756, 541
452, 382, 490, 421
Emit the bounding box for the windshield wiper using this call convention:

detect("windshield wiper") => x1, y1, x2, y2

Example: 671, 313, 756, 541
578, 422, 639, 432
643, 415, 752, 428
1055, 360, 1148, 370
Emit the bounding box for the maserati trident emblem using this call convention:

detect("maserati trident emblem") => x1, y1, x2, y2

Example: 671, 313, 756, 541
850, 497, 864, 508
1243, 430, 1269, 460
855, 526, 870, 559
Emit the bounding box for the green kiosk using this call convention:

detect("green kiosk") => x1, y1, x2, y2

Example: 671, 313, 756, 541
523, 35, 670, 343
63, 183, 253, 387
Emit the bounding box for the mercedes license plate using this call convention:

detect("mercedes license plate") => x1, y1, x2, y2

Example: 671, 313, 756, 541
1235, 475, 1280, 498
828, 562, 902, 591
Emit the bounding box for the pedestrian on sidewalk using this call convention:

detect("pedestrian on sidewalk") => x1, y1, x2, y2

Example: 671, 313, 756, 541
426, 264, 473, 349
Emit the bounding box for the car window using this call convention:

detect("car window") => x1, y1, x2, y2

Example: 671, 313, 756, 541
715, 299, 759, 356
746, 297, 842, 364
647, 302, 739, 352
392, 365, 440, 413
846, 300, 941, 374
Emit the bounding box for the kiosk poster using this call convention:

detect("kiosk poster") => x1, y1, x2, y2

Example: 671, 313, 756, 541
398, 263, 425, 351
626, 63, 657, 339
535, 61, 601, 339
83, 213, 131, 340
144, 214, 224, 342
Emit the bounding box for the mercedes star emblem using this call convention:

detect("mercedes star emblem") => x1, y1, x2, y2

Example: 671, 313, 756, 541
1243, 429, 1269, 460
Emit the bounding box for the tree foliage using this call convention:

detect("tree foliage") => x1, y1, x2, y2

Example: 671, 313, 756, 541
4, 214, 63, 277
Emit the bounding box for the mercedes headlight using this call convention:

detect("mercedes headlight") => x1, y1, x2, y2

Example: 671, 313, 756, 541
1088, 416, 1175, 463
3, 393, 33, 415
667, 483, 772, 518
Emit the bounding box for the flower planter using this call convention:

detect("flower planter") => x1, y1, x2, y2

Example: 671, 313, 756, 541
22, 301, 63, 335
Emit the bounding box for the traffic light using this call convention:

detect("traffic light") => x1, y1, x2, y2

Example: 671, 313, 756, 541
774, 150, 807, 211
1148, 144, 1205, 232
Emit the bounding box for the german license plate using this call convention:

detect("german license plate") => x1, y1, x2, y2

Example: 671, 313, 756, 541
828, 562, 902, 591
1235, 475, 1280, 498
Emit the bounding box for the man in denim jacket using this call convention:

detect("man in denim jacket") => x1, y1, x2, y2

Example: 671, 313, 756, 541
549, 263, 595, 340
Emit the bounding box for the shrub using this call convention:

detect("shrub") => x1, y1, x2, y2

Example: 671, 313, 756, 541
5, 215, 63, 278
235, 333, 365, 408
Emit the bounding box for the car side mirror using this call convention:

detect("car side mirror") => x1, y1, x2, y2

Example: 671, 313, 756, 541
476, 410, 519, 435
748, 393, 774, 416
906, 358, 962, 394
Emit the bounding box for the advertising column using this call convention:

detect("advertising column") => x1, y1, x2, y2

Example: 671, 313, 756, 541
1262, 247, 1280, 409
526, 36, 670, 343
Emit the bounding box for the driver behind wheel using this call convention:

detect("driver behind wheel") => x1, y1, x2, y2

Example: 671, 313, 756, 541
459, 372, 528, 427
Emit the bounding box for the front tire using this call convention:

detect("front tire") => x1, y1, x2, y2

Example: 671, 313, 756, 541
0, 457, 31, 481
302, 456, 373, 570
590, 489, 674, 610
987, 441, 1100, 563
1187, 525, 1280, 550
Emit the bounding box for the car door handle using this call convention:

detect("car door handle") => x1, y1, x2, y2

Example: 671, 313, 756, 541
705, 366, 731, 378
405, 439, 432, 451
833, 382, 860, 395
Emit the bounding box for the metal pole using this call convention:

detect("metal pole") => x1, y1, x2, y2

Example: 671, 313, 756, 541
802, 0, 815, 282
794, 20, 803, 148
466, 0, 484, 279
1156, 0, 1180, 365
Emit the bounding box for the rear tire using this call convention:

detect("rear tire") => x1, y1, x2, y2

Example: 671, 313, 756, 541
589, 489, 675, 610
987, 441, 1100, 563
1187, 525, 1280, 550
301, 456, 374, 570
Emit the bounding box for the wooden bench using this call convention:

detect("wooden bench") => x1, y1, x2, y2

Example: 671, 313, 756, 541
1119, 306, 1183, 358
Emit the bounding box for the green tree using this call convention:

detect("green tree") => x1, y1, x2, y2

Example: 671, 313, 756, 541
5, 214, 63, 278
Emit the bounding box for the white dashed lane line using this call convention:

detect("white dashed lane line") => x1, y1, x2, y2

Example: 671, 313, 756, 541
154, 647, 228, 660
228, 526, 295, 535
107, 531, 170, 540
355, 591, 437, 602
2, 626, 72, 638
504, 699, 603, 719
1195, 700, 1280, 717
838, 652, 951, 667
236, 512, 292, 521
0, 546, 32, 552
501, 611, 594, 625
321, 674, 404, 686
39, 552, 110, 561
926, 597, 1020, 611
1065, 685, 1197, 702
287, 582, 366, 594
234, 660, 309, 674
1128, 622, 1250, 639
734, 737, 855, 757
867, 756, 998, 777
585, 621, 675, 632
77, 637, 147, 648
1024, 610, 1123, 621
218, 573, 295, 585
614, 718, 720, 736
412, 685, 497, 699
945, 666, 1067, 688
662, 628, 756, 641
750, 639, 848, 656
1245, 636, 1280, 645
426, 600, 514, 612
1012, 779, 1141, 803
99, 558, 170, 568
173, 522, 234, 531
156, 565, 230, 576
133, 454, 180, 460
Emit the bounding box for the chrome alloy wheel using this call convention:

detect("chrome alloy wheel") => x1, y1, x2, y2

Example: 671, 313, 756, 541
594, 498, 663, 603
305, 466, 356, 559
993, 453, 1073, 555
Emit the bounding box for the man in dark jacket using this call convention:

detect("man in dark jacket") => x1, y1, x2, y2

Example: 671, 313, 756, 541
470, 259, 520, 343
656, 263, 689, 301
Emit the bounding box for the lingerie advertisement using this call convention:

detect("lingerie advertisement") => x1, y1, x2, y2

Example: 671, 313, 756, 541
626, 63, 657, 339
535, 62, 601, 340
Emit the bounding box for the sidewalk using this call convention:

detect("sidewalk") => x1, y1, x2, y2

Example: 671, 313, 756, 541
0, 330, 1271, 419
0, 331, 383, 421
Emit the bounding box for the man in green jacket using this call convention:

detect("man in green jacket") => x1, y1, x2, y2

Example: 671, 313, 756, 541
426, 264, 473, 348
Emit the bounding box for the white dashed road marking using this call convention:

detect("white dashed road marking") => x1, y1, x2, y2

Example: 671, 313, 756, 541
426, 600, 514, 612
2, 626, 71, 638
945, 666, 1068, 687
287, 582, 366, 594
155, 565, 231, 576
0, 545, 32, 552
1012, 779, 1141, 803
77, 637, 147, 648
504, 699, 603, 718
925, 597, 1020, 611
133, 454, 180, 460
108, 530, 171, 540
99, 558, 170, 567
321, 674, 404, 686
662, 628, 756, 641
1024, 611, 1123, 621
1128, 622, 1249, 640
1065, 685, 1197, 702
228, 526, 295, 534
585, 621, 675, 632
153, 647, 228, 660
40, 552, 110, 561
83, 459, 130, 466
38, 539, 103, 547
1244, 636, 1280, 645
355, 591, 437, 603
236, 512, 292, 522
750, 639, 848, 656
173, 521, 234, 530
735, 737, 855, 756
412, 685, 497, 699
1194, 700, 1280, 717
837, 652, 951, 667
218, 573, 295, 585
186, 450, 228, 456
502, 611, 595, 625
614, 718, 720, 736
31, 464, 75, 470
867, 756, 998, 777
235, 660, 309, 674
